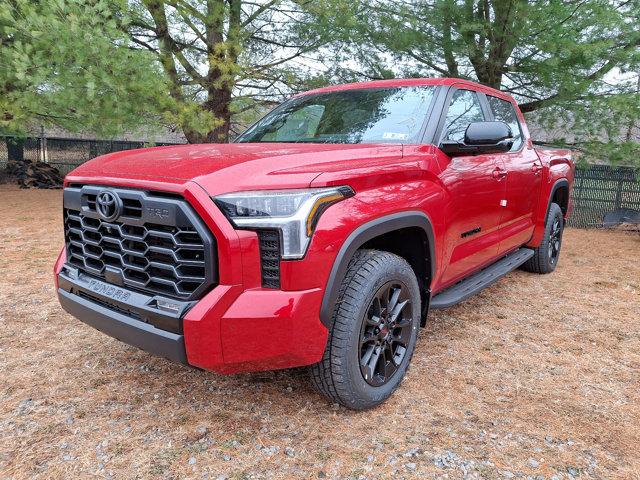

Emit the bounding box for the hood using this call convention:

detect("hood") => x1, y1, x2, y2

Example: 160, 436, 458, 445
67, 143, 405, 195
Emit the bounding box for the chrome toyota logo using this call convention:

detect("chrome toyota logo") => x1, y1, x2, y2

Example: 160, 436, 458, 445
96, 190, 122, 221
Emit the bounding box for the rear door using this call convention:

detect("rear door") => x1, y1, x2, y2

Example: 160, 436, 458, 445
436, 87, 507, 287
486, 95, 543, 253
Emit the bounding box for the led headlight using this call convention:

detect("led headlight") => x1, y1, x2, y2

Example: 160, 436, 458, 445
214, 186, 354, 259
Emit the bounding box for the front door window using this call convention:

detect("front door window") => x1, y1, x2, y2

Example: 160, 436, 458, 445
441, 89, 485, 143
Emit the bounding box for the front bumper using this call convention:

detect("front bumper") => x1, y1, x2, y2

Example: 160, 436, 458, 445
56, 260, 328, 374
58, 288, 188, 365
57, 267, 192, 364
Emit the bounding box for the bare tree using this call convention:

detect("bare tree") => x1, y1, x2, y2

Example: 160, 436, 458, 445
128, 0, 330, 142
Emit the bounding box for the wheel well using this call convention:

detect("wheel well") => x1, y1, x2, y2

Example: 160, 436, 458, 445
360, 227, 431, 325
319, 211, 435, 328
552, 185, 569, 216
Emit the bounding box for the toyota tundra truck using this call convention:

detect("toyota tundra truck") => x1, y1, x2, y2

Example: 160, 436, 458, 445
54, 78, 574, 410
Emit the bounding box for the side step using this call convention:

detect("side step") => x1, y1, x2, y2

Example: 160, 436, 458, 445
430, 248, 535, 310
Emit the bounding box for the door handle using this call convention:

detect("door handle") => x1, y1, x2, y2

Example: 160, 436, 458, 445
492, 167, 508, 180
532, 162, 543, 174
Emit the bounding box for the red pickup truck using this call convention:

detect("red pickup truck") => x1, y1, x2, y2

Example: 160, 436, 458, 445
54, 78, 574, 410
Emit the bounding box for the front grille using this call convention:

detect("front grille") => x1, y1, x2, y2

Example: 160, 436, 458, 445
63, 185, 216, 300
258, 230, 281, 289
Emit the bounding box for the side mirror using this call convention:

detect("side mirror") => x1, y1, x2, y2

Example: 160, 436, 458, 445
440, 121, 514, 156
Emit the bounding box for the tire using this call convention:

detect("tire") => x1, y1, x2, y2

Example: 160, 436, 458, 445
522, 202, 564, 274
310, 249, 421, 410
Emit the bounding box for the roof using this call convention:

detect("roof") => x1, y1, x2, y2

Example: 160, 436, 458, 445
298, 77, 512, 101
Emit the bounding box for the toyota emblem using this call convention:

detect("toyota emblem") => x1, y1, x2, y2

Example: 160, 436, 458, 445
96, 190, 122, 221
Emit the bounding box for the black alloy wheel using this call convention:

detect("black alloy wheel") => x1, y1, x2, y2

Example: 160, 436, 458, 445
548, 216, 562, 265
309, 249, 421, 410
359, 281, 413, 386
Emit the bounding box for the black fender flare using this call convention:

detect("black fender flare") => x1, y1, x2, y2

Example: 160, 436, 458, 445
545, 178, 570, 224
319, 211, 436, 328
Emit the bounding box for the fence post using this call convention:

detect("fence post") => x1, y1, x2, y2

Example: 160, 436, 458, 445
614, 171, 623, 210
39, 125, 49, 163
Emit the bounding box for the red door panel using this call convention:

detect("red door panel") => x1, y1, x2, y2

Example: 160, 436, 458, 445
498, 145, 542, 253
434, 87, 507, 289
438, 153, 506, 287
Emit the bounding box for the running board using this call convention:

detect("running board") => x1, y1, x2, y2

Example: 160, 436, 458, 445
430, 248, 535, 310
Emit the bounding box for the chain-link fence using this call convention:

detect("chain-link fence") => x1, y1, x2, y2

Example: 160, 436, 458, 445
569, 164, 640, 228
0, 135, 182, 176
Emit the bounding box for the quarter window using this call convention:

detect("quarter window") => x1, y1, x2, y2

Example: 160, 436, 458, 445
441, 89, 485, 143
488, 96, 523, 151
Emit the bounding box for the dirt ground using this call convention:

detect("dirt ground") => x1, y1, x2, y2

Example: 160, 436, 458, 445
0, 185, 639, 480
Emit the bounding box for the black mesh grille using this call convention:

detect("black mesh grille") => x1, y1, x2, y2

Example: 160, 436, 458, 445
258, 230, 281, 289
63, 186, 216, 300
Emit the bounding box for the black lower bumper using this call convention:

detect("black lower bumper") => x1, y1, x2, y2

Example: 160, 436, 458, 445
58, 287, 189, 365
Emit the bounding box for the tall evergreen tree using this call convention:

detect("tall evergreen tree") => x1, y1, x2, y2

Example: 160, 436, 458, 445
318, 0, 640, 163
0, 0, 165, 137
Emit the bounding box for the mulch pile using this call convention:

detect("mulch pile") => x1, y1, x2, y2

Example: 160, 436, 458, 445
5, 159, 63, 189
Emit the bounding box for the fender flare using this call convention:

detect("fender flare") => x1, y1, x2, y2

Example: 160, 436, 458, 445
319, 211, 436, 328
545, 178, 570, 224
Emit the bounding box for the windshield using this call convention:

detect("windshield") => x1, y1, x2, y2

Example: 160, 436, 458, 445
236, 86, 436, 144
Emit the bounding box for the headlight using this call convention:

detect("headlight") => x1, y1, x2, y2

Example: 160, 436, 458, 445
214, 186, 354, 259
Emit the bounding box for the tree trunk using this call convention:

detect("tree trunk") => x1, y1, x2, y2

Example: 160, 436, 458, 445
182, 129, 205, 144
203, 86, 232, 143
179, 86, 232, 144
474, 67, 503, 90
138, 0, 239, 144
200, 0, 235, 144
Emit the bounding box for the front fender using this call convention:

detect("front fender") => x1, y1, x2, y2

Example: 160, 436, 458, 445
275, 175, 447, 327
318, 211, 436, 328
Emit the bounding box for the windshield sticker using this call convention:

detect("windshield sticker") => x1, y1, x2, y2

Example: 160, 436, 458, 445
382, 132, 410, 140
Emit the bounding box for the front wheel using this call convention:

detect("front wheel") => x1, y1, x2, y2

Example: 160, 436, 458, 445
310, 250, 420, 410
522, 202, 565, 274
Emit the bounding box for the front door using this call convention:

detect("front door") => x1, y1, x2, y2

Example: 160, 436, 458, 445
437, 88, 507, 287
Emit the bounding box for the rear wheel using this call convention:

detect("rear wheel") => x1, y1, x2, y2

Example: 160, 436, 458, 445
310, 250, 420, 410
522, 202, 564, 274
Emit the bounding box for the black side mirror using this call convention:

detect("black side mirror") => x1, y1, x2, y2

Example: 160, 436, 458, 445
440, 121, 514, 156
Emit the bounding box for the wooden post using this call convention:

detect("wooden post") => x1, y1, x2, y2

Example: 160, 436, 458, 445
39, 125, 49, 163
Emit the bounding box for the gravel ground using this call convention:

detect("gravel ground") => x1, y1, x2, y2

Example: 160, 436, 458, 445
1, 185, 639, 480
